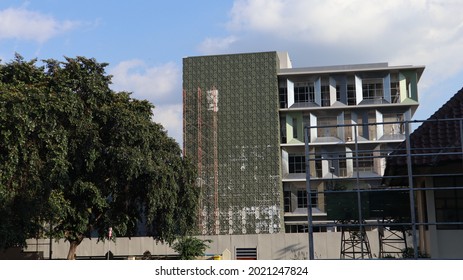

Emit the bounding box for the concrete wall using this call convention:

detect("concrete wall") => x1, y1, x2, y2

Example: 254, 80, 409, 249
24, 231, 399, 260
432, 231, 463, 259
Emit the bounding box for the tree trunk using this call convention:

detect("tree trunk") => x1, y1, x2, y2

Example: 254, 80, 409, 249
67, 241, 79, 260
66, 236, 84, 260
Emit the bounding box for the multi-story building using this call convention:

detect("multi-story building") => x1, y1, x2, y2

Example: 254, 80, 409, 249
182, 51, 425, 239
279, 59, 424, 235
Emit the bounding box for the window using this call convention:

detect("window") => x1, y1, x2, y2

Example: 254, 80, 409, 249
303, 114, 310, 142
362, 78, 383, 101
280, 116, 287, 143
343, 113, 353, 141
279, 86, 287, 108
328, 154, 347, 178
285, 225, 325, 233
292, 118, 298, 139
354, 152, 374, 172
347, 84, 356, 105
289, 155, 305, 173
294, 82, 315, 103
284, 191, 292, 212
297, 190, 318, 208
337, 84, 356, 105
297, 190, 307, 208
434, 176, 463, 229
321, 85, 330, 106
338, 155, 347, 177
315, 155, 323, 178
390, 81, 400, 103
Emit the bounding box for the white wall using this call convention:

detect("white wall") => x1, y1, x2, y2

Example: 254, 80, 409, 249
25, 231, 400, 260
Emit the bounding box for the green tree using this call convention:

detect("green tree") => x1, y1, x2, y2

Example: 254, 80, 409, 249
0, 54, 198, 259
172, 237, 211, 260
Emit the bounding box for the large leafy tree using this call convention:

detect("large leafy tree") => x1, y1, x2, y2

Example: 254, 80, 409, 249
0, 54, 198, 259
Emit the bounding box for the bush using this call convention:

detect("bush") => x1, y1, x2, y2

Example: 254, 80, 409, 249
402, 247, 430, 259
172, 237, 211, 260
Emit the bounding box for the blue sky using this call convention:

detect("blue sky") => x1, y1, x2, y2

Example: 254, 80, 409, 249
1, 0, 463, 145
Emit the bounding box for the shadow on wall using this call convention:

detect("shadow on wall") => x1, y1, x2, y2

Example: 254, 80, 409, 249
277, 243, 308, 260
0, 247, 43, 260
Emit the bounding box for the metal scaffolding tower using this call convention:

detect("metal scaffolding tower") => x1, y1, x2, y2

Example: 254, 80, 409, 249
378, 218, 408, 258
183, 86, 220, 235
339, 220, 372, 259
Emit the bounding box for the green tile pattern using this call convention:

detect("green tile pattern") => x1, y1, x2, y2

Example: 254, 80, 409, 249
183, 52, 282, 234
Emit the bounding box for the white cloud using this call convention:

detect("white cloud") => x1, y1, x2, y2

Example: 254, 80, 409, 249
229, 0, 428, 42
0, 7, 79, 43
198, 35, 238, 54
227, 0, 463, 119
228, 0, 285, 34
151, 104, 183, 145
110, 60, 180, 103
228, 0, 463, 76
110, 60, 183, 144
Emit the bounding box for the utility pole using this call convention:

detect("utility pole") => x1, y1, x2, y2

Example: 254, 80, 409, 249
107, 227, 112, 260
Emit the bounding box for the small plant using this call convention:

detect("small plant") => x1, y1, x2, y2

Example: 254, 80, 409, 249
172, 237, 212, 260
401, 247, 430, 259
142, 250, 152, 260
382, 254, 396, 259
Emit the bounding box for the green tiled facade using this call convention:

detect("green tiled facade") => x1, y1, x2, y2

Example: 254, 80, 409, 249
183, 52, 283, 235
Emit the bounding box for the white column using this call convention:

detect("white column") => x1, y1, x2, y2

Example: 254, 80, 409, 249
376, 110, 383, 140
383, 74, 391, 103
287, 79, 294, 107
329, 77, 337, 106
310, 113, 318, 142
314, 78, 321, 106
355, 75, 363, 105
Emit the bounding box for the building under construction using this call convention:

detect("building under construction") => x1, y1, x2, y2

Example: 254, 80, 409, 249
183, 51, 424, 237
182, 51, 463, 259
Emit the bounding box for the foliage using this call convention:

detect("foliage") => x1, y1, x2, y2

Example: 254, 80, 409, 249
401, 247, 430, 259
142, 250, 153, 260
172, 237, 211, 260
0, 54, 199, 259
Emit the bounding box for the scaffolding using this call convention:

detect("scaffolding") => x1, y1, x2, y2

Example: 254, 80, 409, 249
340, 220, 372, 259
377, 218, 408, 258
207, 87, 219, 235
183, 86, 219, 235
303, 117, 463, 259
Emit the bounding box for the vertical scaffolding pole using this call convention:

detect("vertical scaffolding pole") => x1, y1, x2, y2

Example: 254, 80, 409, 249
460, 119, 463, 171
405, 120, 418, 259
182, 89, 187, 157
304, 126, 315, 260
354, 124, 365, 258
197, 87, 204, 232
212, 88, 219, 235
